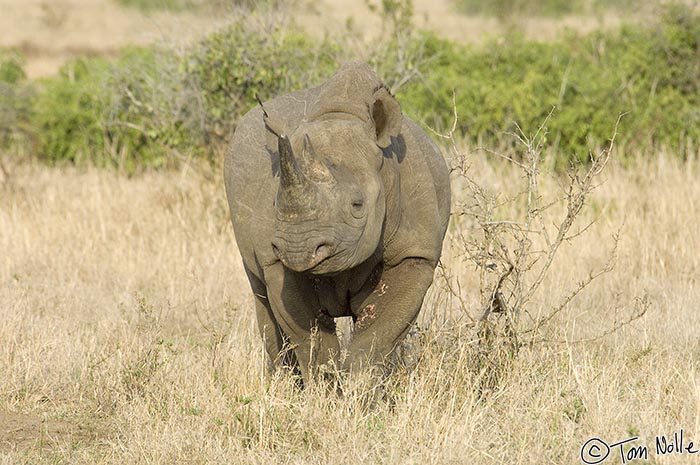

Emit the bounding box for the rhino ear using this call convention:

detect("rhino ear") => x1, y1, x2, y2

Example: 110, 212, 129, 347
371, 86, 402, 148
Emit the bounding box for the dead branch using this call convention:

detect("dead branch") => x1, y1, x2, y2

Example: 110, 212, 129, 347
430, 104, 644, 391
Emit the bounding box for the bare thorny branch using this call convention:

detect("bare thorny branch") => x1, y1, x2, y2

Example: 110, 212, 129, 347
430, 96, 643, 389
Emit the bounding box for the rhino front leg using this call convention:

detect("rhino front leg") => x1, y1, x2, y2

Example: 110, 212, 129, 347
251, 291, 301, 376
245, 268, 291, 371
263, 263, 341, 383
347, 257, 435, 371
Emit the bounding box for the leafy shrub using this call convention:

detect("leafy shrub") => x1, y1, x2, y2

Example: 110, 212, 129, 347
8, 3, 699, 169
452, 0, 640, 19
104, 47, 206, 169
455, 0, 581, 18
116, 0, 189, 11
22, 20, 340, 169
30, 47, 201, 170
0, 51, 26, 85
115, 0, 280, 13
31, 57, 110, 165
0, 50, 33, 153
398, 4, 700, 160
186, 21, 340, 145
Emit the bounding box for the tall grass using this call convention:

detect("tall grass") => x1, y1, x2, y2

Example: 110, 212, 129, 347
1, 149, 698, 463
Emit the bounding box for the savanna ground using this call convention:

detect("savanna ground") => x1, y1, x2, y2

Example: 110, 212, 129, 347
2, 1, 700, 464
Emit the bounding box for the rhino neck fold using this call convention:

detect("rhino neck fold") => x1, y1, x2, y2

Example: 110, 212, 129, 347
378, 153, 402, 252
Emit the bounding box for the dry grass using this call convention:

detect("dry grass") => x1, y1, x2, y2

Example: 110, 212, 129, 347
1, 149, 699, 464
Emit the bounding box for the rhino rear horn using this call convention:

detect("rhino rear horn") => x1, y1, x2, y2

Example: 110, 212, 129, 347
301, 134, 334, 183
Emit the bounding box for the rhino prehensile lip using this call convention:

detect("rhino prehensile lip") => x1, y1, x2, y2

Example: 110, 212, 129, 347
277, 248, 342, 274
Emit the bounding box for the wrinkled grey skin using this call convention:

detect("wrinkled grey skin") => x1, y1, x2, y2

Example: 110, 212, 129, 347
224, 62, 450, 382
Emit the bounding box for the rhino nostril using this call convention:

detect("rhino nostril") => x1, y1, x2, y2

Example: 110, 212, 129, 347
271, 243, 282, 259
314, 243, 332, 260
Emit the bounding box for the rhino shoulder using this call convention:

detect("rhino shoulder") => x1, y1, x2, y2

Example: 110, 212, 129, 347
382, 117, 451, 267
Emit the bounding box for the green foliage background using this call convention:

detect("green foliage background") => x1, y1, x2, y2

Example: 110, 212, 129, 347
115, 0, 279, 13
453, 0, 639, 18
0, 2, 698, 170
400, 3, 700, 160
0, 50, 33, 153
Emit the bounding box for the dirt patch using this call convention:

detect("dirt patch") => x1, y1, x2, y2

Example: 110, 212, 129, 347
0, 410, 98, 452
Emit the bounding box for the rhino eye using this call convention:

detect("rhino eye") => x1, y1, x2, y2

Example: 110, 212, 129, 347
350, 198, 365, 218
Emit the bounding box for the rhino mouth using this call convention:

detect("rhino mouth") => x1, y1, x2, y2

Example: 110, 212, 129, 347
309, 252, 366, 277
274, 247, 337, 274
306, 254, 340, 275
271, 230, 362, 275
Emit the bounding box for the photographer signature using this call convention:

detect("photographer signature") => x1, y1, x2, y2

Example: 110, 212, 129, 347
580, 430, 699, 464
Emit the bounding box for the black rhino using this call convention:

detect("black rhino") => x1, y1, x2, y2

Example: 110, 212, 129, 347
224, 62, 450, 382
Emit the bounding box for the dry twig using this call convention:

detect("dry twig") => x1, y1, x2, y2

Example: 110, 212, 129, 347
429, 101, 643, 391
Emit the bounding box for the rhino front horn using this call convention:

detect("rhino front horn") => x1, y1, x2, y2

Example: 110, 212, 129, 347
278, 135, 304, 188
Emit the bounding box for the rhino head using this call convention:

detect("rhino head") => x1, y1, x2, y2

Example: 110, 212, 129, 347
265, 63, 402, 275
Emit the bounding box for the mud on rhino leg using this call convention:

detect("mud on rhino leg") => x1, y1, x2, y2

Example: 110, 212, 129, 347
263, 263, 341, 382
347, 258, 435, 371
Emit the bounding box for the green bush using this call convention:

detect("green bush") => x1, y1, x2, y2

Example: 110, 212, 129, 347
6, 3, 699, 169
0, 51, 26, 85
31, 58, 110, 165
398, 4, 700, 160
0, 50, 33, 153
21, 20, 340, 169
452, 0, 639, 19
104, 47, 206, 169
115, 0, 280, 13
186, 21, 340, 145
30, 47, 201, 170
116, 0, 194, 11
455, 0, 581, 18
